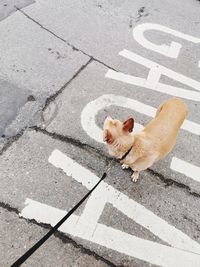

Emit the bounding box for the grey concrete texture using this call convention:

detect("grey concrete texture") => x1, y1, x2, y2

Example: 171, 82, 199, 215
0, 79, 31, 136
0, 136, 7, 151
0, 0, 34, 21
43, 61, 200, 194
0, 207, 109, 267
0, 0, 200, 266
23, 0, 200, 101
0, 130, 107, 212
0, 130, 199, 266
0, 8, 89, 137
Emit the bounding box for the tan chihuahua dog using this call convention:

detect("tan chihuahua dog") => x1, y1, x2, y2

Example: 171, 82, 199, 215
103, 98, 188, 182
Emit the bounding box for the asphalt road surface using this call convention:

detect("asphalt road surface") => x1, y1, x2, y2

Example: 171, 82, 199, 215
0, 1, 200, 266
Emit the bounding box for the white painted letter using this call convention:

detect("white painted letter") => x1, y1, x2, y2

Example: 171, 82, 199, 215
106, 50, 200, 101
81, 94, 200, 144
133, 23, 200, 58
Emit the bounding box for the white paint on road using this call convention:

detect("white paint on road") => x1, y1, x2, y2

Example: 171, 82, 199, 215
20, 149, 200, 267
120, 49, 200, 92
105, 51, 200, 102
81, 94, 146, 143
81, 94, 200, 144
171, 157, 200, 183
48, 148, 99, 189
81, 94, 200, 184
21, 198, 200, 267
106, 68, 200, 102
133, 23, 200, 58
103, 44, 200, 186
48, 149, 200, 253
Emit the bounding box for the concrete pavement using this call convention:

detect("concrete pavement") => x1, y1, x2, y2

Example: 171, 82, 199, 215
0, 1, 200, 266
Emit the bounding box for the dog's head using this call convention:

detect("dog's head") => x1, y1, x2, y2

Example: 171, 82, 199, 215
103, 117, 134, 158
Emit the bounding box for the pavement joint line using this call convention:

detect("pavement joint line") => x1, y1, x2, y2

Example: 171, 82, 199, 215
0, 201, 19, 214
0, 30, 93, 142
42, 57, 93, 111
0, 141, 7, 154
0, 131, 24, 156
33, 127, 200, 198
15, 7, 117, 72
0, 201, 121, 267
0, 126, 199, 199
32, 126, 110, 166
147, 168, 200, 198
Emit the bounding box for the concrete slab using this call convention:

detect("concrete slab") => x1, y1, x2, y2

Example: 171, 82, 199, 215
0, 130, 199, 266
0, 0, 34, 21
0, 130, 107, 211
0, 207, 109, 267
0, 9, 89, 136
0, 79, 31, 136
43, 61, 200, 194
0, 138, 6, 152
23, 0, 200, 87
0, 2, 200, 265
0, 9, 89, 96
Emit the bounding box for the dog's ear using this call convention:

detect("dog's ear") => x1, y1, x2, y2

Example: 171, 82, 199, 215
123, 118, 134, 132
103, 129, 113, 144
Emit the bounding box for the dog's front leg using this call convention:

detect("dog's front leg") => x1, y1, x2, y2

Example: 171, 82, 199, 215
121, 163, 129, 169
120, 159, 129, 169
131, 170, 139, 182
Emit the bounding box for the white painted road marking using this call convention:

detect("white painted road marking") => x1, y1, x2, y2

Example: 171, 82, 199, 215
81, 94, 200, 143
106, 52, 200, 101
133, 23, 200, 58
20, 22, 199, 266
120, 49, 200, 92
106, 69, 200, 101
48, 150, 200, 253
21, 199, 200, 267
81, 94, 146, 143
81, 94, 200, 184
171, 157, 200, 183
20, 149, 200, 267
81, 23, 200, 189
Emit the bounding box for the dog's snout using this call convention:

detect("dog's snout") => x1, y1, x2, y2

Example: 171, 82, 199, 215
106, 115, 110, 118
104, 116, 112, 123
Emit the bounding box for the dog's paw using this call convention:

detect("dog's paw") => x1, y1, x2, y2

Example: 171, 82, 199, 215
122, 164, 129, 169
131, 172, 139, 183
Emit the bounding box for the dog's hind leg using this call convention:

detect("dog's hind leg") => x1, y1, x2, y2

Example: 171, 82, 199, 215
130, 153, 159, 182
131, 171, 139, 182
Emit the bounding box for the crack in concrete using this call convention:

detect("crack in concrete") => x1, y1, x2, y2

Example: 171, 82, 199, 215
43, 58, 93, 111
32, 126, 110, 166
0, 6, 197, 265
0, 36, 93, 145
0, 202, 121, 267
0, 131, 24, 156
147, 168, 200, 198
15, 7, 117, 72
136, 7, 149, 23
1, 126, 199, 199
0, 201, 19, 214
34, 127, 200, 198
26, 219, 122, 267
